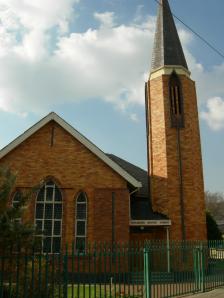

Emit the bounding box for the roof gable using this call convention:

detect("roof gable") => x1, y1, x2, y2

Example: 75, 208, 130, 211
0, 112, 141, 188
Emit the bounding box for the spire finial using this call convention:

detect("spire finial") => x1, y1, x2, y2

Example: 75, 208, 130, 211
151, 0, 188, 72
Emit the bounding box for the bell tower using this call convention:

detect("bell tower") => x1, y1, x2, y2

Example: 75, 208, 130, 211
146, 0, 207, 240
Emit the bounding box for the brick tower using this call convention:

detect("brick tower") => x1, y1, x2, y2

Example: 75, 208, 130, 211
146, 0, 207, 240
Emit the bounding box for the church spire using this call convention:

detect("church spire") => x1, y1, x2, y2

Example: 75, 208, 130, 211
151, 0, 188, 72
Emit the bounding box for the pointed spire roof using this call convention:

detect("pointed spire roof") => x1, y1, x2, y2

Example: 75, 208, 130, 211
151, 0, 188, 72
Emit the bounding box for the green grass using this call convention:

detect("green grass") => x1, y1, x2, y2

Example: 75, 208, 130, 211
66, 285, 141, 298
67, 285, 106, 298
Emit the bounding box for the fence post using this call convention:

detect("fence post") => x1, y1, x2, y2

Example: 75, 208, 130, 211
194, 247, 205, 293
200, 246, 205, 293
0, 255, 3, 298
63, 245, 68, 298
144, 248, 151, 298
166, 227, 171, 273
193, 248, 200, 291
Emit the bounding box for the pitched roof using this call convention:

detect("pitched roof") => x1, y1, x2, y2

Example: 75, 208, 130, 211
0, 112, 141, 188
106, 154, 149, 197
151, 0, 188, 72
107, 154, 168, 220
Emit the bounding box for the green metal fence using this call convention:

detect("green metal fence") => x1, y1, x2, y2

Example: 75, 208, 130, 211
144, 241, 224, 298
1, 241, 224, 298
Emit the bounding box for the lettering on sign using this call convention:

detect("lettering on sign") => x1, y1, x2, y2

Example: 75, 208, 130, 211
130, 220, 171, 226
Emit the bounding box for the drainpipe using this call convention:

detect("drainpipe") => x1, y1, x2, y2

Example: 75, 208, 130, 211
112, 192, 115, 244
166, 227, 171, 273
176, 126, 186, 241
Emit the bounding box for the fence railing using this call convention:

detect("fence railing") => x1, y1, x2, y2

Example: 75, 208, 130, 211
144, 241, 224, 298
0, 241, 224, 298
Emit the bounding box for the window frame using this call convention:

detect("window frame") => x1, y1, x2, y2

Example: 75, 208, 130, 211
12, 190, 23, 223
34, 180, 63, 254
75, 192, 88, 253
169, 71, 184, 128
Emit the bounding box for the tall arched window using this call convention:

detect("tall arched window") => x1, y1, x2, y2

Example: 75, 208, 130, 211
12, 191, 22, 207
12, 191, 22, 223
35, 180, 62, 253
169, 72, 184, 128
75, 192, 87, 252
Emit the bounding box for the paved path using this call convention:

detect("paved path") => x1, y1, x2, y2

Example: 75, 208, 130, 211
182, 287, 224, 297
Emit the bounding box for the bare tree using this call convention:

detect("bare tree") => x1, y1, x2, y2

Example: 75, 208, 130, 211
205, 191, 224, 221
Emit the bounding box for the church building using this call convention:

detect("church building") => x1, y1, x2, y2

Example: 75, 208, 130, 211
0, 0, 207, 253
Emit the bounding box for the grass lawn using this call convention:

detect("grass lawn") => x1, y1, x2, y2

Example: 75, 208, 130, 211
66, 285, 141, 298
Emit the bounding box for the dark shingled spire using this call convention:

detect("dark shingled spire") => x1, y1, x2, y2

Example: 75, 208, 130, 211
151, 0, 188, 72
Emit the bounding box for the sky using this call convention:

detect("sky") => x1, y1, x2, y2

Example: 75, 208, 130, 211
0, 0, 224, 193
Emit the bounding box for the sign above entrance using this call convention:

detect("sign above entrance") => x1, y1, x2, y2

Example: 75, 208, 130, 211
130, 220, 171, 226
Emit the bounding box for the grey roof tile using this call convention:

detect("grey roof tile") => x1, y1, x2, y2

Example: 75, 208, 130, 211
106, 154, 168, 221
106, 154, 149, 197
151, 0, 188, 71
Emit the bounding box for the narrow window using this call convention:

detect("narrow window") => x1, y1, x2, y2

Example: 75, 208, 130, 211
75, 192, 87, 253
169, 72, 184, 127
12, 191, 22, 223
35, 180, 62, 253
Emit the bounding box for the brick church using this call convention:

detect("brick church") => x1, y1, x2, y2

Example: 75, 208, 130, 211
0, 0, 206, 253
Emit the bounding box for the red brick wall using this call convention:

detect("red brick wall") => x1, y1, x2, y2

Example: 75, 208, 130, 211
0, 121, 130, 245
147, 74, 207, 240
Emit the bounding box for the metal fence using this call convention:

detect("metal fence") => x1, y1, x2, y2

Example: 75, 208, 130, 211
0, 241, 224, 298
144, 241, 224, 298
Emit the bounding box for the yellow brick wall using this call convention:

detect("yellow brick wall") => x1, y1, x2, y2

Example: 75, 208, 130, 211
0, 121, 130, 245
147, 74, 207, 240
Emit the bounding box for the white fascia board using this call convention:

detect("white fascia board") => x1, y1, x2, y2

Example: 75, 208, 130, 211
0, 112, 142, 188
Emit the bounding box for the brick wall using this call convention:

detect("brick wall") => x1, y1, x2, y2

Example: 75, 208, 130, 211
130, 227, 166, 242
93, 188, 130, 243
0, 121, 130, 245
147, 74, 207, 240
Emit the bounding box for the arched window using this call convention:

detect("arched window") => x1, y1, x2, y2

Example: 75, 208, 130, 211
12, 191, 22, 207
35, 180, 62, 253
12, 191, 22, 223
75, 192, 87, 252
169, 72, 184, 128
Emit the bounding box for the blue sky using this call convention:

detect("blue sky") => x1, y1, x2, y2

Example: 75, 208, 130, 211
0, 0, 224, 193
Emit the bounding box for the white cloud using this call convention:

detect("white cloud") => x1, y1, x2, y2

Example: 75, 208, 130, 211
0, 26, 16, 56
201, 97, 224, 131
130, 113, 139, 122
15, 30, 49, 61
192, 63, 224, 105
0, 13, 155, 115
134, 5, 145, 23
94, 12, 115, 28
0, 5, 223, 125
0, 0, 79, 31
0, 0, 79, 61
